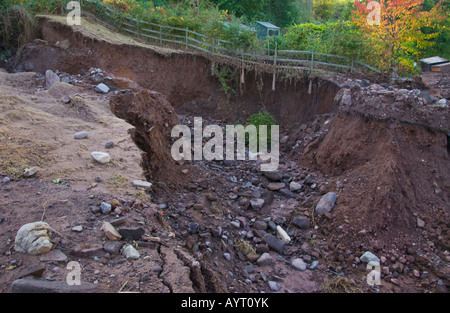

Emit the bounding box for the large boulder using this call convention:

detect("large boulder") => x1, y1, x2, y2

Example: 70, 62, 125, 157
15, 222, 53, 255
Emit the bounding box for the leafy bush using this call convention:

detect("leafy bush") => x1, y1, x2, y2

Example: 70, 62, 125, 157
246, 110, 276, 148
0, 4, 36, 50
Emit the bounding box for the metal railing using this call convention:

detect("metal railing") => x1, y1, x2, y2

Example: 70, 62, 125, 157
80, 0, 380, 76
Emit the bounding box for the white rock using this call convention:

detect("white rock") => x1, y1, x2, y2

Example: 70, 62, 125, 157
256, 253, 274, 266
71, 226, 83, 232
23, 166, 39, 178
268, 281, 280, 291
15, 222, 53, 255
74, 131, 88, 139
250, 198, 265, 209
276, 225, 291, 244
360, 251, 380, 263
122, 244, 140, 259
438, 98, 447, 107
133, 180, 152, 189
91, 152, 111, 164
292, 258, 307, 271
289, 181, 303, 192
94, 83, 110, 94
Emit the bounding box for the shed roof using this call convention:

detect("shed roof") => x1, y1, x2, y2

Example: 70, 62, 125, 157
420, 56, 448, 64
255, 21, 280, 29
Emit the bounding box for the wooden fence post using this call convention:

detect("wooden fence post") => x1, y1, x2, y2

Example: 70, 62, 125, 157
159, 25, 162, 45
185, 28, 188, 49
311, 51, 314, 72
272, 42, 277, 91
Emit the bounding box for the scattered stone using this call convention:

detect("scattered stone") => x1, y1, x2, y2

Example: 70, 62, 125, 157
71, 226, 83, 232
133, 180, 152, 189
420, 90, 434, 103
263, 170, 283, 181
315, 192, 337, 215
45, 70, 60, 89
17, 265, 46, 279
256, 253, 274, 266
360, 251, 380, 264
91, 152, 111, 164
289, 182, 303, 192
291, 258, 307, 271
438, 98, 447, 107
15, 222, 53, 255
2, 177, 11, 184
122, 244, 140, 259
105, 141, 115, 149
188, 222, 199, 234
118, 227, 145, 241
103, 241, 123, 255
38, 249, 68, 263
278, 188, 296, 198
230, 221, 240, 228
341, 89, 352, 105
267, 221, 277, 231
11, 279, 97, 293
253, 221, 267, 230
391, 278, 400, 286
223, 253, 231, 261
23, 167, 39, 178
100, 202, 112, 214
268, 281, 281, 291
250, 198, 265, 209
310, 260, 319, 270
94, 83, 110, 94
74, 131, 88, 139
61, 95, 71, 104
70, 244, 103, 258
90, 206, 100, 214
263, 234, 285, 255
100, 221, 122, 241
276, 226, 291, 243
417, 217, 425, 228
292, 216, 310, 230
267, 183, 285, 191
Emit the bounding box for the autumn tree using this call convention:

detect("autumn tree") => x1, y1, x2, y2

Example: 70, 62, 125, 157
353, 0, 448, 75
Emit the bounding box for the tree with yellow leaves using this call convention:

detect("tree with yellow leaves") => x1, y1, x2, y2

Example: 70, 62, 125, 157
353, 0, 448, 75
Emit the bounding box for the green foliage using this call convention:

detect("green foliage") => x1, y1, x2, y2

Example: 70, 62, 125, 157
211, 64, 239, 102
0, 3, 36, 50
245, 110, 276, 147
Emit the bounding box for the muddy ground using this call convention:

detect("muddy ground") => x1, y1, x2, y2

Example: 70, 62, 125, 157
0, 15, 449, 294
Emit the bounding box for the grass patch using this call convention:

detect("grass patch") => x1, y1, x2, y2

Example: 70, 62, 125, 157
234, 239, 255, 255
105, 174, 129, 189
0, 132, 54, 178
322, 276, 362, 293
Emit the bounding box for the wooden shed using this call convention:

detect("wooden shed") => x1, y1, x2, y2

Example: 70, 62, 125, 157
255, 21, 280, 39
420, 56, 449, 72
